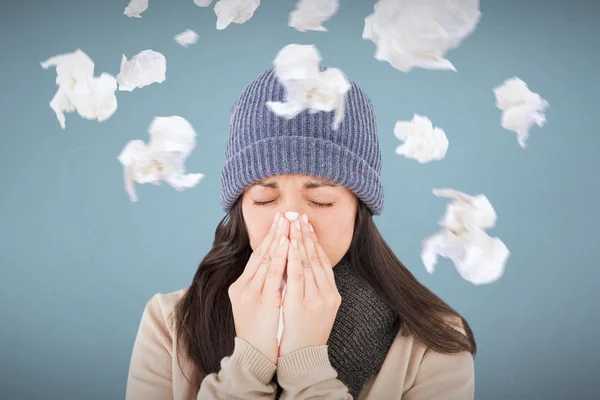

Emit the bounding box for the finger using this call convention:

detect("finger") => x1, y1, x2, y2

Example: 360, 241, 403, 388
302, 252, 318, 300
267, 216, 290, 257
261, 235, 289, 296
309, 222, 336, 288
291, 218, 317, 299
288, 217, 307, 275
300, 215, 330, 291
240, 213, 281, 285
248, 217, 289, 294
290, 217, 310, 268
286, 233, 304, 302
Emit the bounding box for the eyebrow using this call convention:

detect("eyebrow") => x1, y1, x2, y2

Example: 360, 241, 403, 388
254, 179, 338, 189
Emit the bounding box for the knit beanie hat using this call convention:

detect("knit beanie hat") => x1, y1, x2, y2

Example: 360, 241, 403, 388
220, 67, 384, 215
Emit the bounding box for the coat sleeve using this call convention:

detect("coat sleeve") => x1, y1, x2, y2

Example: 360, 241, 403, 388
125, 294, 278, 400
276, 345, 353, 400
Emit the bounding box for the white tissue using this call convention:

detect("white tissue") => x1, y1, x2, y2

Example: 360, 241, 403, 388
421, 188, 509, 285
493, 77, 549, 148
116, 50, 166, 92
284, 211, 299, 221
363, 0, 481, 72
124, 0, 148, 18
40, 49, 118, 129
213, 0, 260, 30
266, 44, 351, 130
276, 210, 299, 343
194, 0, 213, 6
117, 116, 204, 202
174, 29, 199, 47
277, 279, 287, 345
68, 74, 118, 123
288, 0, 339, 32
394, 114, 448, 163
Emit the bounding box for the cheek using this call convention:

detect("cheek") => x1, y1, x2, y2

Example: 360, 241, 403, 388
243, 208, 273, 251
313, 211, 355, 263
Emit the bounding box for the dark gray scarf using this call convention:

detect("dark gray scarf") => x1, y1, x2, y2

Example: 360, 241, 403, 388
274, 258, 400, 399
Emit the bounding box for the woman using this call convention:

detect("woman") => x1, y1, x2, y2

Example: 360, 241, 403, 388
126, 67, 476, 400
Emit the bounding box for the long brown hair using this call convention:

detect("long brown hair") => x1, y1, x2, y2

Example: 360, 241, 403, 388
174, 198, 476, 388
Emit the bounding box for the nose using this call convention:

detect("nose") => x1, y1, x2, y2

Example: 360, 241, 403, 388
277, 197, 307, 219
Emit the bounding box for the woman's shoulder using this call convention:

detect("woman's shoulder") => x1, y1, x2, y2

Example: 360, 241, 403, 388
141, 287, 189, 334
399, 315, 471, 353
149, 287, 189, 310
386, 317, 474, 393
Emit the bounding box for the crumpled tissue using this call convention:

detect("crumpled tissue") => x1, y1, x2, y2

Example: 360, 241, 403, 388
394, 114, 448, 163
174, 29, 199, 47
421, 188, 509, 285
213, 0, 260, 30
285, 211, 299, 221
124, 0, 148, 18
116, 50, 166, 92
493, 77, 549, 148
288, 0, 339, 32
194, 0, 213, 6
41, 49, 118, 129
363, 0, 481, 72
266, 44, 350, 130
117, 116, 204, 202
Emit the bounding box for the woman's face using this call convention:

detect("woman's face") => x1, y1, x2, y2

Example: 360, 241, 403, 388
241, 174, 358, 267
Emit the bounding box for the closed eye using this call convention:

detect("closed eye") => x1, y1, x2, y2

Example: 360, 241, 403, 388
252, 200, 333, 208
252, 200, 275, 206
310, 201, 333, 208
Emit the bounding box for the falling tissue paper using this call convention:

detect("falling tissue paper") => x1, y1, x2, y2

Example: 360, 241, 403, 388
124, 0, 148, 18
421, 188, 509, 285
213, 0, 260, 30
394, 114, 448, 163
194, 0, 213, 6
117, 116, 204, 202
363, 0, 481, 72
266, 44, 351, 130
41, 49, 118, 129
288, 0, 340, 32
174, 29, 199, 47
117, 50, 166, 92
493, 77, 549, 148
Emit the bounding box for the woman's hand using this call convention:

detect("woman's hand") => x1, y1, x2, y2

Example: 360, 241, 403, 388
278, 214, 342, 357
228, 212, 290, 365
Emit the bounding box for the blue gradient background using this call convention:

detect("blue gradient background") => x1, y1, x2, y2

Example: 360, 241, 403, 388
1, 0, 598, 399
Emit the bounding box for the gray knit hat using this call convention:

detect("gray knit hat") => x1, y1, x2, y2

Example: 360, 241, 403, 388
220, 67, 384, 215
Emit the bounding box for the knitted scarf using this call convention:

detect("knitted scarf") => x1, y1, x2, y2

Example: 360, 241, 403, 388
273, 258, 400, 399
